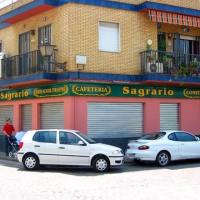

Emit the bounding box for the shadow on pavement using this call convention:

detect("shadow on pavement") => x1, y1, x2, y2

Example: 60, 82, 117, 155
1, 158, 200, 176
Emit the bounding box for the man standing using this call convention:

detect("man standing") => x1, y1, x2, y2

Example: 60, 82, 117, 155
2, 118, 16, 155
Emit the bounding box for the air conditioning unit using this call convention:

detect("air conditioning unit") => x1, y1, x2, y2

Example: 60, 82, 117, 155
146, 62, 164, 73
0, 52, 6, 78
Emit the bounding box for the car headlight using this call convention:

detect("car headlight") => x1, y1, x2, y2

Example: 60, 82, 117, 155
112, 149, 124, 155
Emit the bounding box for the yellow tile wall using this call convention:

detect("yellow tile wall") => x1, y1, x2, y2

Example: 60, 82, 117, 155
0, 6, 69, 63
67, 4, 157, 74
0, 3, 158, 75
0, 2, 199, 75
0, 0, 34, 15
0, 0, 200, 17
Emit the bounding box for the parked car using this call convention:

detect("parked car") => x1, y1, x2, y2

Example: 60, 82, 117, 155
125, 131, 200, 166
17, 129, 124, 172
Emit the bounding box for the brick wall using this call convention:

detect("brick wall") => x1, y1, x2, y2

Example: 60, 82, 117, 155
67, 4, 157, 74
0, 0, 200, 17
0, 0, 34, 15
0, 2, 199, 75
0, 3, 157, 75
0, 6, 69, 63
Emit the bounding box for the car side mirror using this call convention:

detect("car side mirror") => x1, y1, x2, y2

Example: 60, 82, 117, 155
78, 140, 86, 146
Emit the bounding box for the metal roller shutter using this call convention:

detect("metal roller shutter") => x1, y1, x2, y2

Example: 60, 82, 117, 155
160, 104, 179, 131
40, 102, 64, 129
22, 104, 32, 131
0, 106, 13, 134
88, 103, 143, 137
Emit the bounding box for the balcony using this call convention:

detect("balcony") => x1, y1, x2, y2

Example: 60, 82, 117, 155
140, 50, 200, 77
1, 50, 66, 79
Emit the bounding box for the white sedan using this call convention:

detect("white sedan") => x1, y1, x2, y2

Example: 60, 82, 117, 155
125, 131, 200, 166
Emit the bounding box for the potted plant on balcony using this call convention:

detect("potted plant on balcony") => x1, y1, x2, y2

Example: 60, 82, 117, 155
177, 63, 189, 76
163, 54, 173, 73
171, 61, 199, 77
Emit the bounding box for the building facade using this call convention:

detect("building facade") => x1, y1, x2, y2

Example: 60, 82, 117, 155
0, 0, 199, 149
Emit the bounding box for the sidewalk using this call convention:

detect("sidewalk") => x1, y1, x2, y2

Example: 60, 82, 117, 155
0, 152, 17, 162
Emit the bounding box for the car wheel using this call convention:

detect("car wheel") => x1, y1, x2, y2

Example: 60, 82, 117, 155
23, 154, 39, 170
134, 159, 141, 165
92, 156, 110, 172
156, 151, 170, 167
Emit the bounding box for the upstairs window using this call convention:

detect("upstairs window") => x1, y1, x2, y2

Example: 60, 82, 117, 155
38, 24, 52, 46
99, 22, 120, 52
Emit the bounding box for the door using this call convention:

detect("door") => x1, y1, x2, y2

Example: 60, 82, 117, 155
180, 39, 190, 65
0, 106, 13, 132
0, 106, 13, 153
58, 131, 90, 165
88, 102, 144, 138
174, 132, 200, 159
160, 104, 179, 131
38, 24, 52, 72
19, 32, 30, 75
40, 102, 64, 129
167, 132, 182, 160
32, 130, 59, 164
173, 36, 200, 66
21, 104, 32, 131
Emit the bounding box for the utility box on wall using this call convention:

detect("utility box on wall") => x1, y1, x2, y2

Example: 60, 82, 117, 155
76, 55, 87, 65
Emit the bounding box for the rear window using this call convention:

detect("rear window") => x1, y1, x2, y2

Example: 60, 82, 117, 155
140, 132, 166, 140
33, 131, 57, 144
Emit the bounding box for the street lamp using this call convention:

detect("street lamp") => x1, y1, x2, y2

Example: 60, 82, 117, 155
39, 44, 56, 72
39, 44, 67, 73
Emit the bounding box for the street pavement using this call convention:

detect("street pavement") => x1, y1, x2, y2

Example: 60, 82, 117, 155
0, 159, 200, 200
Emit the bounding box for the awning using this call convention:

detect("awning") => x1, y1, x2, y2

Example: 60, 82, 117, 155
148, 9, 200, 28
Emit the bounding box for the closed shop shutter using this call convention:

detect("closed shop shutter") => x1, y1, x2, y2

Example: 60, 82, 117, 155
88, 103, 143, 137
0, 106, 13, 134
22, 104, 32, 131
40, 102, 64, 129
160, 104, 179, 130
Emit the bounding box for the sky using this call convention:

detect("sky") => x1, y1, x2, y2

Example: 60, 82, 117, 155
0, 0, 18, 9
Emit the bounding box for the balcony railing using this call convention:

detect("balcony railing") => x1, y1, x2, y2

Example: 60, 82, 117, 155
1, 50, 66, 79
140, 50, 200, 76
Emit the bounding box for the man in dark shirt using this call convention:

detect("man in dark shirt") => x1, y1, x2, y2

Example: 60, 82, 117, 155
2, 118, 16, 155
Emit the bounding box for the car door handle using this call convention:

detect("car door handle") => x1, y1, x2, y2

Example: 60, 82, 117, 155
34, 145, 40, 147
59, 147, 65, 149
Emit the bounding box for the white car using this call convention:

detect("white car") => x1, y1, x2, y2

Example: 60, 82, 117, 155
125, 131, 200, 166
17, 129, 124, 172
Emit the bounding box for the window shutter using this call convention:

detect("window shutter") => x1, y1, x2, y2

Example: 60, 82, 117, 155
99, 22, 120, 52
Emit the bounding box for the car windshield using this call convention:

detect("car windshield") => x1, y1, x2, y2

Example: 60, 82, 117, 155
139, 132, 166, 140
76, 132, 97, 144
